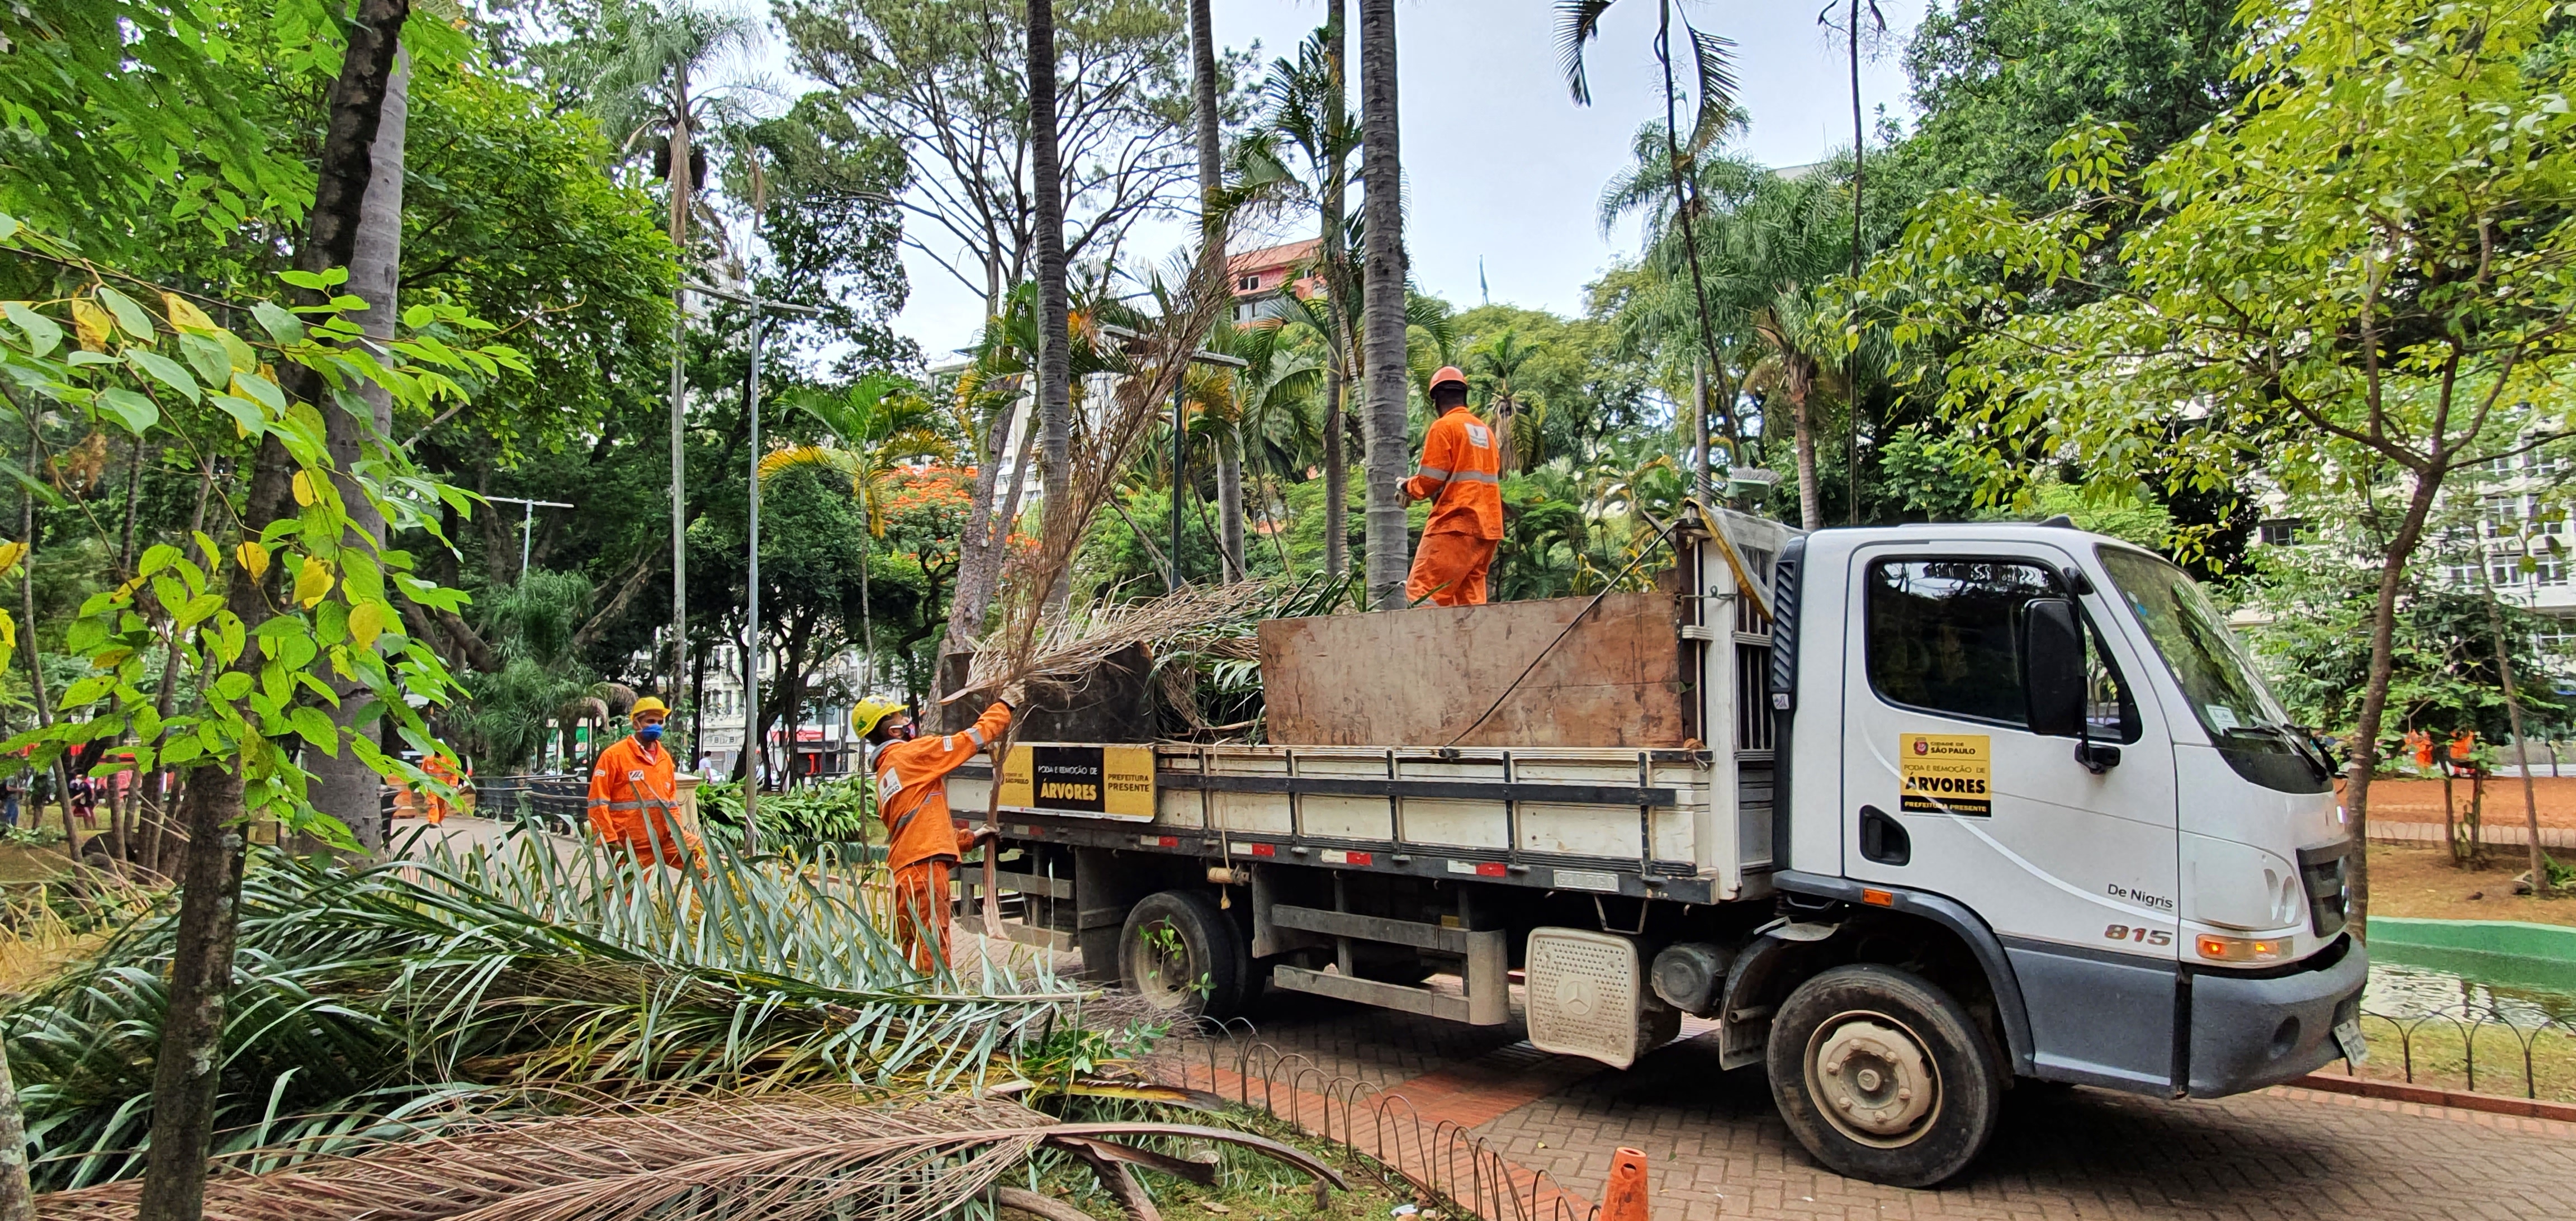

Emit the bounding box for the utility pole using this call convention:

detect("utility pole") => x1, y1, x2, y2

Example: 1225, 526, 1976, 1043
485, 495, 574, 581
686, 282, 824, 854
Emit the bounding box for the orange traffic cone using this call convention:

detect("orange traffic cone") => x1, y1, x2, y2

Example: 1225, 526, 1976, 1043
1602, 1147, 1650, 1221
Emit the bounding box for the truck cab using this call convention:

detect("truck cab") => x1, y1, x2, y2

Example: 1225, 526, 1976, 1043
1759, 523, 2364, 1176
954, 515, 2366, 1188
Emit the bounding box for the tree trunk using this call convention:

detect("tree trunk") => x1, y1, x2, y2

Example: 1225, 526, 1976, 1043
138, 4, 409, 1217
2341, 466, 2449, 939
1791, 384, 1821, 531
1320, 0, 1351, 581
17, 430, 71, 855
1187, 0, 1243, 581
667, 63, 695, 713
1357, 0, 1408, 609
937, 396, 1034, 701
312, 42, 409, 855
2476, 562, 2550, 895
0, 1029, 31, 1221
1029, 0, 1073, 581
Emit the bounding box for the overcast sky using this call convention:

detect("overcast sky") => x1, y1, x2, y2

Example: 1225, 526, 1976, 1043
750, 1, 1931, 358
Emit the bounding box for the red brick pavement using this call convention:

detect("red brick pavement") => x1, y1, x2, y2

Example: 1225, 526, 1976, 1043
1197, 990, 2576, 1221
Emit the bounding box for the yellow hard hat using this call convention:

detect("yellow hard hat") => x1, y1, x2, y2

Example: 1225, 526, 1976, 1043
851, 699, 905, 739
629, 696, 670, 721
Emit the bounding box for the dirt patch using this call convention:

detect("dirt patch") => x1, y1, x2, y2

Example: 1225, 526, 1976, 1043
2355, 775, 2576, 829
2362, 841, 2576, 926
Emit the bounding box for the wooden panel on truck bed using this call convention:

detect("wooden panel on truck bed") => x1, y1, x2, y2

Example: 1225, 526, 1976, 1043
1259, 593, 1685, 747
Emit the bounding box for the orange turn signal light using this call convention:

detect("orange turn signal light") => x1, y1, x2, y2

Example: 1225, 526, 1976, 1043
1861, 888, 1895, 907
2195, 933, 2288, 963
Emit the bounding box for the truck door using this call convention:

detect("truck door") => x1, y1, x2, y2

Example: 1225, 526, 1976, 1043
1839, 543, 2185, 1092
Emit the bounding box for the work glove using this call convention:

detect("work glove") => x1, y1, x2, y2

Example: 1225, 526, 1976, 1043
1000, 680, 1028, 709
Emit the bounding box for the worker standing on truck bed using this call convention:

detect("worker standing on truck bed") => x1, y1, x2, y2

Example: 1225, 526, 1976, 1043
1404, 365, 1504, 606
587, 697, 701, 868
858, 686, 1020, 972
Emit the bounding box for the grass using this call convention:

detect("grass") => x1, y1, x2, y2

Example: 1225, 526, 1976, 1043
2366, 842, 2576, 926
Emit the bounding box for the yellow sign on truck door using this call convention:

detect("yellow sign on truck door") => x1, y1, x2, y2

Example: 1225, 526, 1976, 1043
1898, 733, 1991, 817
997, 744, 1157, 820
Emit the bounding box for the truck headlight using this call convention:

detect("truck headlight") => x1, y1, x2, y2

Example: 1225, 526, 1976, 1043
2195, 933, 2289, 963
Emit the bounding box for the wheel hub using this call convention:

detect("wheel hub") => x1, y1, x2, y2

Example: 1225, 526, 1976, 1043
1810, 1015, 1938, 1143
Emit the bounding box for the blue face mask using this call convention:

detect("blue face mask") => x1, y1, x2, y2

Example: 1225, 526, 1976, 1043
636, 723, 664, 743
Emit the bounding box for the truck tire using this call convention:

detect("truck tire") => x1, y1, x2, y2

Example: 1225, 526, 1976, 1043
1119, 889, 1251, 1020
1765, 964, 2001, 1187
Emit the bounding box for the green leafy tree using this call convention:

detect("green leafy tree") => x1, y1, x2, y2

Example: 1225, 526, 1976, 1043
1863, 0, 2576, 930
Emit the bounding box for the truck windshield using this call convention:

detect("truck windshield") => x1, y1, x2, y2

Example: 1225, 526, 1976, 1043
2096, 547, 2329, 793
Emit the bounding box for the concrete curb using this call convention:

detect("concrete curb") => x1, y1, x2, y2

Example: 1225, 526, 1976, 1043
2291, 1071, 2576, 1122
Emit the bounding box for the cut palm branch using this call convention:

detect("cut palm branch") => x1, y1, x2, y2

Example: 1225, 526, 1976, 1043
6, 830, 1139, 1191
30, 1091, 1343, 1221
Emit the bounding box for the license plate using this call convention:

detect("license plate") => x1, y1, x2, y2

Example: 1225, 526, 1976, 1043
2333, 1017, 2368, 1066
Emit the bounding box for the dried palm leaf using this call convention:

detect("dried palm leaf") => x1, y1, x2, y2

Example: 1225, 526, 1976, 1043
33, 1094, 1342, 1221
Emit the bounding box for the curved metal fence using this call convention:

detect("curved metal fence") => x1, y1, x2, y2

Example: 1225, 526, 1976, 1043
2333, 1002, 2576, 1101
1149, 1018, 1596, 1221
465, 774, 590, 836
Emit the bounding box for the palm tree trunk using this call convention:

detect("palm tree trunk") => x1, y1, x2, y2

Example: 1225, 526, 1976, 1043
1358, 0, 1409, 609
1187, 0, 1244, 580
313, 41, 409, 854
1320, 0, 1351, 580
1792, 384, 1821, 531
1029, 0, 1073, 592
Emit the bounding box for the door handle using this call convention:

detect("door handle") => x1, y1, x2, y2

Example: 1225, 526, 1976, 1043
1858, 804, 1911, 866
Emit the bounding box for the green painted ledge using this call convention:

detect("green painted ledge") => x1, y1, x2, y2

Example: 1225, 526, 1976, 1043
2369, 917, 2576, 960
2367, 917, 2576, 995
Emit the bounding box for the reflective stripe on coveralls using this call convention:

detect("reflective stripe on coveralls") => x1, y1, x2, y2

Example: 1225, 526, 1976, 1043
587, 735, 699, 868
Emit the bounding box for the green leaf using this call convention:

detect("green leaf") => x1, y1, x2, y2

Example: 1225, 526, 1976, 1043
288, 707, 338, 754
94, 286, 156, 339
97, 388, 159, 435
250, 300, 305, 344
276, 267, 348, 291
129, 348, 200, 402
56, 676, 113, 709
3, 302, 62, 357
232, 370, 285, 413
178, 333, 232, 387
401, 304, 434, 329
212, 670, 253, 701
162, 735, 204, 765
210, 394, 267, 437
177, 592, 225, 629
140, 544, 181, 576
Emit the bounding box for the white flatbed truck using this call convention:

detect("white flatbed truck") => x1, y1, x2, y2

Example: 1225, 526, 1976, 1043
949, 511, 2365, 1186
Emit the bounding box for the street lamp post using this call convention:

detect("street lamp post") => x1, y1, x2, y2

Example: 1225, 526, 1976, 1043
685, 282, 824, 854
1097, 322, 1246, 593
484, 495, 574, 581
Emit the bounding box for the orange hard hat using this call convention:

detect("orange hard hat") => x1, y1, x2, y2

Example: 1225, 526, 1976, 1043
1429, 366, 1468, 391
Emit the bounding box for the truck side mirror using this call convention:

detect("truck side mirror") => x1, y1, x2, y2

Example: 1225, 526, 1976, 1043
2022, 598, 2085, 739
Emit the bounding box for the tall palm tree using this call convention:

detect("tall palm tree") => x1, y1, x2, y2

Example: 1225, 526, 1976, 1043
1470, 330, 1541, 473
1717, 173, 1862, 530
1358, 0, 1408, 609
1556, 0, 1743, 451
1187, 0, 1244, 581
579, 0, 757, 697
760, 376, 956, 683
1261, 21, 1360, 576
1029, 0, 1073, 587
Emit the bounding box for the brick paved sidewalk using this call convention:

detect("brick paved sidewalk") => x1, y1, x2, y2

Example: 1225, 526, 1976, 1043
1196, 989, 2576, 1221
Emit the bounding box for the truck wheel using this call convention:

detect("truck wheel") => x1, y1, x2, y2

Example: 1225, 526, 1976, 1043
1765, 964, 2001, 1187
1119, 889, 1250, 1019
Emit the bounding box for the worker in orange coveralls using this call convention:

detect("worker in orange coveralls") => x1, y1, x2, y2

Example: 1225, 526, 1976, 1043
856, 685, 1021, 972
421, 752, 464, 826
1403, 366, 1504, 606
587, 697, 702, 868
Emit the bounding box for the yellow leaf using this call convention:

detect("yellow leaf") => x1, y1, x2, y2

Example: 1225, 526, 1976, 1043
163, 292, 219, 334
0, 540, 24, 574
70, 299, 111, 352
236, 542, 270, 582
348, 599, 387, 647
294, 555, 334, 607
0, 608, 15, 675
291, 470, 316, 507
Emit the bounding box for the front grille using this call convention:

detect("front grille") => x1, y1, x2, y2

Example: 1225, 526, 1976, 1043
2296, 840, 2352, 938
